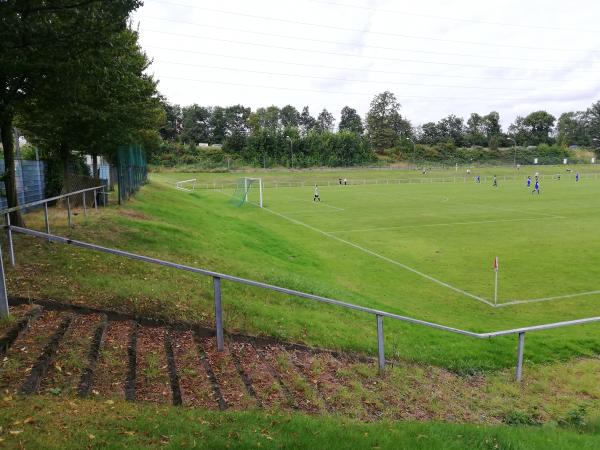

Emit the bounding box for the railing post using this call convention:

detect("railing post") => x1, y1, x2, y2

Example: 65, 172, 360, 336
213, 276, 224, 351
82, 192, 87, 217
44, 202, 50, 242
0, 240, 8, 317
93, 189, 98, 210
515, 332, 525, 382
5, 213, 15, 267
376, 314, 385, 375
66, 195, 72, 228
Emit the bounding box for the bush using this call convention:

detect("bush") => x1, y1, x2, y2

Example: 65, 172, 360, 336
503, 410, 540, 426
559, 405, 588, 429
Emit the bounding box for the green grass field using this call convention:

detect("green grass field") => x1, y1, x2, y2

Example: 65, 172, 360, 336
11, 165, 600, 373
4, 396, 600, 449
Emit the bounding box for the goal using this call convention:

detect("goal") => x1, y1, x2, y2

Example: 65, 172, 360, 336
232, 177, 263, 208
175, 178, 197, 192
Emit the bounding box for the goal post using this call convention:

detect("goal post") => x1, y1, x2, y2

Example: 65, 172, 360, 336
232, 177, 263, 208
175, 178, 197, 192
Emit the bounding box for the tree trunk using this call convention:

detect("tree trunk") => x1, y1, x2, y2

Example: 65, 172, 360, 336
92, 153, 98, 179
0, 117, 24, 227
58, 141, 73, 195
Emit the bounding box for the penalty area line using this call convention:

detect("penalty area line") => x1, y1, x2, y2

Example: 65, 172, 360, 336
262, 206, 495, 307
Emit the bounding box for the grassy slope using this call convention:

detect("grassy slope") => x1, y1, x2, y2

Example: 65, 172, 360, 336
1, 396, 600, 449
8, 166, 600, 372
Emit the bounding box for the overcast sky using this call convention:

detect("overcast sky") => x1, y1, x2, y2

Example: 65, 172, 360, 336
132, 0, 600, 128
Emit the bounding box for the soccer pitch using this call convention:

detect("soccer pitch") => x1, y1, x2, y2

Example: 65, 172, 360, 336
146, 168, 600, 370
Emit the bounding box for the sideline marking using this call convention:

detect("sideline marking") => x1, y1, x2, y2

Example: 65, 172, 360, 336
497, 290, 600, 307
327, 216, 564, 234
261, 206, 495, 307
213, 188, 596, 309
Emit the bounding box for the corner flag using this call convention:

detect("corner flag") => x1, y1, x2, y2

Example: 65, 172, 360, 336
493, 256, 499, 306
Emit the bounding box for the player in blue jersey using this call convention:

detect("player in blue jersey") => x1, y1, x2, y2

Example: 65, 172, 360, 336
532, 179, 540, 194
576, 172, 580, 182
527, 176, 531, 187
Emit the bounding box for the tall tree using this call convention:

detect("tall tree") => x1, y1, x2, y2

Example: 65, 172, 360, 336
437, 115, 465, 146
316, 109, 335, 133
17, 26, 162, 193
159, 100, 182, 141
209, 106, 227, 144
509, 111, 555, 145
0, 0, 140, 225
586, 101, 600, 149
466, 113, 486, 146
181, 104, 211, 145
366, 91, 409, 152
299, 106, 317, 136
557, 111, 589, 147
280, 105, 300, 128
523, 110, 556, 144
223, 104, 250, 153
338, 106, 363, 134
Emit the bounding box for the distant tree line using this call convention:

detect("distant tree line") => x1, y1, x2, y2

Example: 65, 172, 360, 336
155, 92, 600, 167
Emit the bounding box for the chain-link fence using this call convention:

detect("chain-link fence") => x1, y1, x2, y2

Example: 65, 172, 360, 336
116, 144, 147, 204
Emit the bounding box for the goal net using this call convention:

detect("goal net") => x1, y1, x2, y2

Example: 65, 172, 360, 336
232, 178, 263, 207
175, 178, 197, 192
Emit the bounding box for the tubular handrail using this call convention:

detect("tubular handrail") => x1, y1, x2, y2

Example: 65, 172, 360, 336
10, 226, 483, 338
6, 224, 600, 382
0, 185, 106, 214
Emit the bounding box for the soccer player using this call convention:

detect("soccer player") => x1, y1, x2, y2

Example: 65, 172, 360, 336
532, 179, 540, 194
492, 175, 498, 187
313, 185, 321, 202
576, 172, 580, 182
476, 175, 481, 183
343, 177, 347, 185
338, 178, 342, 185
527, 176, 531, 188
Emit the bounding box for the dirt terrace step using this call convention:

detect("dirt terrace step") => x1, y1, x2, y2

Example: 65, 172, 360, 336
0, 300, 488, 421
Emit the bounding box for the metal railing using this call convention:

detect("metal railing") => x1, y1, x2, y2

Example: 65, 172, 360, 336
3, 225, 600, 381
2, 185, 106, 266
2, 185, 600, 381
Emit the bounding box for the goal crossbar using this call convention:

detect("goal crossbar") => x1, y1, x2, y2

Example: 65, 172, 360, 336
175, 178, 197, 192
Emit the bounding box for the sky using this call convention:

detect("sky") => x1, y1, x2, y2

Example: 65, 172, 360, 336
132, 0, 600, 129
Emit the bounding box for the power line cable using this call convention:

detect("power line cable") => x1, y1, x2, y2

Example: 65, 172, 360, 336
303, 0, 600, 34
155, 60, 577, 92
156, 75, 568, 103
141, 28, 600, 73
139, 15, 580, 64
145, 45, 598, 83
150, 1, 600, 54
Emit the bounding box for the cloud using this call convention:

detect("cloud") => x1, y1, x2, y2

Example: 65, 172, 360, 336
133, 0, 600, 128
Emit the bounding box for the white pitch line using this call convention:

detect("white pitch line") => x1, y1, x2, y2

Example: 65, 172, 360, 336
213, 187, 593, 309
262, 206, 495, 307
278, 209, 344, 215
497, 290, 600, 307
327, 216, 562, 234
